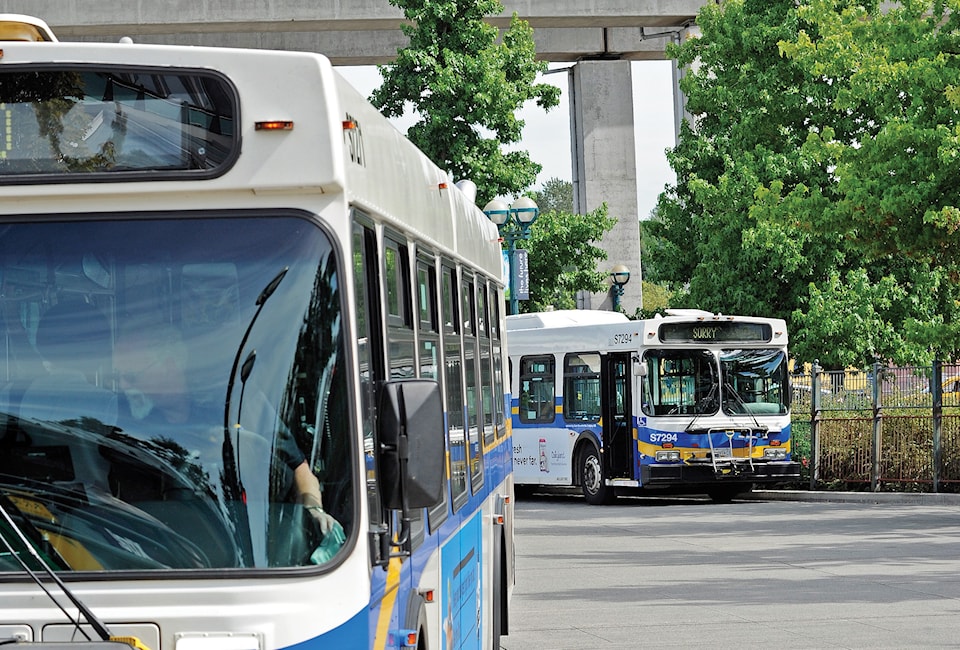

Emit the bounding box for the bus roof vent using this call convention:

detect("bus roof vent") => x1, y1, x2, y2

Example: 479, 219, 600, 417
664, 309, 715, 318
454, 179, 477, 204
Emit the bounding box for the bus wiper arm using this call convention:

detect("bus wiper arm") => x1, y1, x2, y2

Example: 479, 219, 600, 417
685, 382, 717, 433
723, 380, 764, 431
0, 491, 113, 642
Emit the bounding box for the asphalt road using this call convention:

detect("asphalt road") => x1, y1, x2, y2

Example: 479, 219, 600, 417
502, 491, 960, 649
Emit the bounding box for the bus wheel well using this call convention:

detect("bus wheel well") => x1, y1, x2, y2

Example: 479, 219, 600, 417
572, 436, 599, 485
576, 438, 616, 505
404, 592, 430, 650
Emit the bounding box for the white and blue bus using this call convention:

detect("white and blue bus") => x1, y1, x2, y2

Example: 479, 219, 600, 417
506, 309, 799, 503
0, 16, 514, 650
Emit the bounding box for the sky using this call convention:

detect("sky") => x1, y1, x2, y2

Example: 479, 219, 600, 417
337, 60, 678, 219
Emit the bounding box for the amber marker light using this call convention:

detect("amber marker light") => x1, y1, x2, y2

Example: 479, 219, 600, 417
255, 120, 294, 131
0, 18, 57, 42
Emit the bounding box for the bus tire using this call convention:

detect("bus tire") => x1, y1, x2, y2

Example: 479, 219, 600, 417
579, 445, 615, 505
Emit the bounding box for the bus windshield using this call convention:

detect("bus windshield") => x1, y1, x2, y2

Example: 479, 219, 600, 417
0, 68, 236, 178
720, 349, 789, 415
0, 214, 351, 572
641, 348, 788, 417
641, 349, 717, 416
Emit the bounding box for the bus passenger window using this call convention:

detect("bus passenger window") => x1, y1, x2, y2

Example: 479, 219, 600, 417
519, 355, 555, 424
563, 353, 601, 422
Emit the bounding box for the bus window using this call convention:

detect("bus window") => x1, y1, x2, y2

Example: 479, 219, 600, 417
0, 68, 237, 179
479, 281, 495, 445
442, 264, 468, 507
385, 237, 414, 380
461, 274, 483, 491
417, 255, 449, 531
490, 285, 505, 437
519, 355, 555, 424
563, 353, 601, 422
353, 220, 384, 557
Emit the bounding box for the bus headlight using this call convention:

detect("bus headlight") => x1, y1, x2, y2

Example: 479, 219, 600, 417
655, 450, 681, 462
763, 448, 787, 460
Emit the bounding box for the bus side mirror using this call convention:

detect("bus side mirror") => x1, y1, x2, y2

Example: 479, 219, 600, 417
377, 379, 445, 510
633, 360, 647, 377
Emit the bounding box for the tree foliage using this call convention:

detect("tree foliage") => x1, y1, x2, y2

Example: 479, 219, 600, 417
654, 0, 960, 366
371, 0, 560, 205
522, 180, 615, 312
530, 176, 573, 214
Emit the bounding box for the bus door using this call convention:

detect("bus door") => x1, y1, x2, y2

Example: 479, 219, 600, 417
601, 353, 633, 479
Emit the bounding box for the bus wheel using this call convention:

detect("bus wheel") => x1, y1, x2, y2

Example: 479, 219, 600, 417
580, 446, 614, 505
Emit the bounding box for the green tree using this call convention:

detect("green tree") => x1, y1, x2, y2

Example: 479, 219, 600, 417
777, 0, 960, 362
529, 177, 573, 214
655, 0, 957, 366
371, 0, 560, 205
521, 199, 615, 312
636, 281, 673, 318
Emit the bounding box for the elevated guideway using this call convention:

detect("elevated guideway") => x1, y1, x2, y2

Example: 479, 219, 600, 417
0, 1, 703, 63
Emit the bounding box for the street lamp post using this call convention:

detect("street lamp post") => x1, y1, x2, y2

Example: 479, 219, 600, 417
610, 264, 631, 312
483, 197, 540, 315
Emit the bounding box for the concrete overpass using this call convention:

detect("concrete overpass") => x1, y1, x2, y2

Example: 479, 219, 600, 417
0, 0, 707, 313
0, 1, 702, 64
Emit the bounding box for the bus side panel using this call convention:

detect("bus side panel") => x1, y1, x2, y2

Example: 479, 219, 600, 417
440, 510, 483, 649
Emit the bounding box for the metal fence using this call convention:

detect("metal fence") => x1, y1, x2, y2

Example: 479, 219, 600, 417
791, 361, 960, 492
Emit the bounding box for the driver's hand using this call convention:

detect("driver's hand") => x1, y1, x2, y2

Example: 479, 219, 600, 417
306, 505, 337, 536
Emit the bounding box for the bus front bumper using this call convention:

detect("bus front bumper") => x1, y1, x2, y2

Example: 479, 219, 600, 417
640, 460, 801, 486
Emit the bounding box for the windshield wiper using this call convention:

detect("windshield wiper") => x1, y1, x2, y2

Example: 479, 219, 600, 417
684, 382, 718, 433
723, 380, 766, 433
0, 490, 113, 643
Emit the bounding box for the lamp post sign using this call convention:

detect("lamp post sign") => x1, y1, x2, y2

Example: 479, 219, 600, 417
514, 249, 529, 300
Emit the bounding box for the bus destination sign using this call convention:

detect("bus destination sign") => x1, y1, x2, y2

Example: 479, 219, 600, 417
659, 321, 772, 343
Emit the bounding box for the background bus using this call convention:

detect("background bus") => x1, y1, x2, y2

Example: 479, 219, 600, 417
507, 309, 799, 503
0, 17, 513, 650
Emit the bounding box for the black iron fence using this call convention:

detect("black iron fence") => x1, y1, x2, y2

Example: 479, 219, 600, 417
791, 361, 960, 492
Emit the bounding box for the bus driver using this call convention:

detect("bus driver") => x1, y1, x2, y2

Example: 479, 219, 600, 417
113, 325, 338, 536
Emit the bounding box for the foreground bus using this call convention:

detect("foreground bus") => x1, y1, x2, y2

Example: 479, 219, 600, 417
507, 309, 800, 503
0, 18, 513, 650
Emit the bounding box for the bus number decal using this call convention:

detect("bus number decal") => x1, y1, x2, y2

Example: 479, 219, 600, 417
649, 432, 678, 444
609, 332, 633, 346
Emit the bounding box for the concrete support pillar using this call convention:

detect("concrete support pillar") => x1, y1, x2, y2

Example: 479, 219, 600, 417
571, 60, 642, 314
673, 25, 700, 141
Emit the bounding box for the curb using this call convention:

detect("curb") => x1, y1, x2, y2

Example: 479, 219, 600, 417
747, 489, 960, 506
